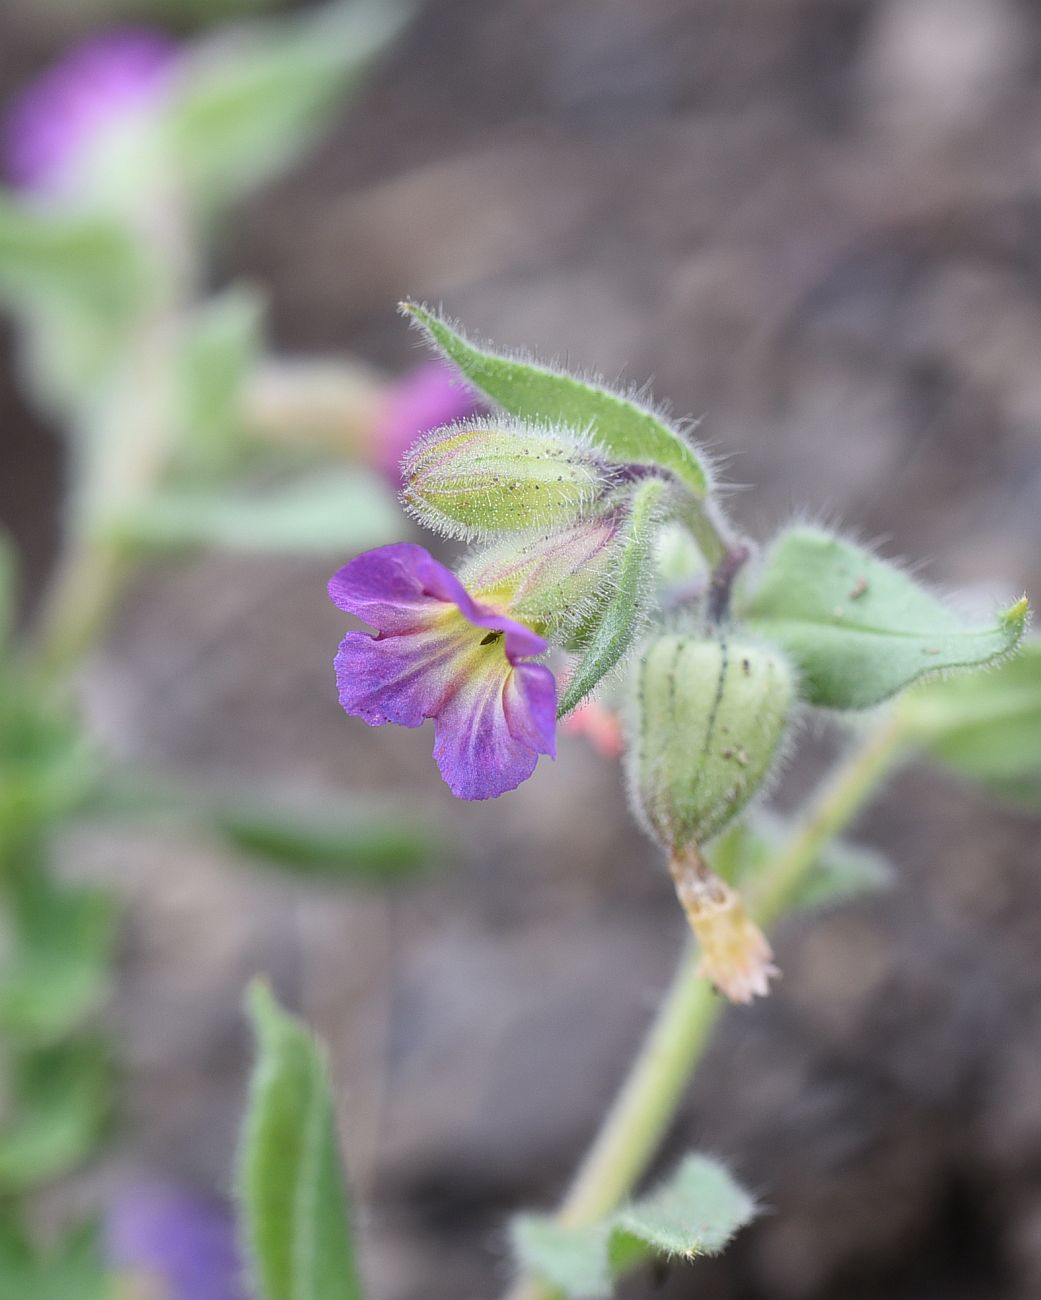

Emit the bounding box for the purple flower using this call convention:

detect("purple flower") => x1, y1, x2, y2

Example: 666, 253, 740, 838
4, 29, 175, 194
107, 1181, 249, 1300
371, 362, 481, 486
329, 543, 556, 799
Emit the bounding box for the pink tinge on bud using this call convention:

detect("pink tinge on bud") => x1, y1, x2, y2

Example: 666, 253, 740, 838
371, 361, 482, 487
3, 29, 176, 194
670, 850, 778, 1004
562, 699, 624, 760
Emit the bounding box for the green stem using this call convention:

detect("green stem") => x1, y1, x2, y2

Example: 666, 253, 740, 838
504, 713, 910, 1300
33, 536, 128, 682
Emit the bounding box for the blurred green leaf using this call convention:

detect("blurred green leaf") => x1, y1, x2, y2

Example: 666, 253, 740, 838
0, 674, 96, 858
558, 479, 666, 717
512, 1155, 756, 1299
170, 0, 414, 211
711, 815, 892, 911
0, 1220, 111, 1300
403, 304, 711, 499
173, 286, 266, 483
238, 984, 364, 1300
0, 198, 145, 307
739, 527, 1029, 710
0, 874, 118, 1044
0, 530, 15, 650
0, 1039, 111, 1193
900, 638, 1041, 804
216, 804, 431, 881
106, 468, 399, 554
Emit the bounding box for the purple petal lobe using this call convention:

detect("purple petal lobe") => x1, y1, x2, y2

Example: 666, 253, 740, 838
504, 662, 557, 758
107, 1181, 247, 1300
4, 29, 175, 193
433, 663, 540, 799
335, 624, 468, 728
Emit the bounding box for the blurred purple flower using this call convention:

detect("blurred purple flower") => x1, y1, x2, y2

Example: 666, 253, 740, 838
372, 361, 481, 486
107, 1181, 249, 1300
329, 542, 556, 799
3, 29, 175, 194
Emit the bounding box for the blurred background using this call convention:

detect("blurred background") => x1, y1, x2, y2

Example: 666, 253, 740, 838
3, 1, 1041, 1298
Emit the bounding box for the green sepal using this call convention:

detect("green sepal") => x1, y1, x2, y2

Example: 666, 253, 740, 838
739, 527, 1029, 710
238, 984, 365, 1300
557, 478, 666, 717
900, 637, 1041, 804
511, 1154, 756, 1300
402, 303, 711, 498
104, 469, 399, 555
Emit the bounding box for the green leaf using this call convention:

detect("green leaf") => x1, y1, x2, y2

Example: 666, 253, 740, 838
0, 1039, 111, 1193
216, 804, 431, 881
0, 1220, 111, 1300
512, 1154, 756, 1300
558, 479, 666, 717
402, 304, 711, 499
900, 638, 1041, 804
105, 469, 399, 555
173, 287, 265, 483
710, 816, 892, 911
739, 527, 1029, 710
0, 529, 15, 649
0, 875, 118, 1044
238, 984, 364, 1300
170, 0, 414, 210
0, 198, 144, 308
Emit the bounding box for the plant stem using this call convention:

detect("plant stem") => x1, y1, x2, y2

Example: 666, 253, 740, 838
504, 712, 910, 1300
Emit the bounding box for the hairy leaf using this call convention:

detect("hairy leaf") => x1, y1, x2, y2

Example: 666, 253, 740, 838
739, 527, 1029, 709
402, 304, 711, 498
557, 478, 666, 717
901, 638, 1041, 803
512, 1155, 756, 1300
238, 985, 364, 1300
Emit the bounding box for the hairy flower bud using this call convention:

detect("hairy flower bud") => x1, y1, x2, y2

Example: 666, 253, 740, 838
628, 635, 793, 850
627, 634, 793, 1002
401, 416, 616, 540
458, 511, 623, 641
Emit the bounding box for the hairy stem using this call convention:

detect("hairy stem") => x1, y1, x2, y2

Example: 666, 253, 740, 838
504, 712, 909, 1300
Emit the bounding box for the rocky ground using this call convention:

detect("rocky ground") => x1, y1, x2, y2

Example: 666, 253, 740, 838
4, 1, 1041, 1297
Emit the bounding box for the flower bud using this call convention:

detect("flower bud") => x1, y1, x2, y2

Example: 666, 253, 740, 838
627, 634, 793, 1002
401, 416, 616, 540
459, 511, 623, 641
628, 635, 793, 851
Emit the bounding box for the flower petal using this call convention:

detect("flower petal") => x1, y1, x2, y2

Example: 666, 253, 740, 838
327, 543, 456, 633
433, 663, 545, 800
335, 624, 468, 728
328, 543, 548, 657
503, 662, 557, 758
